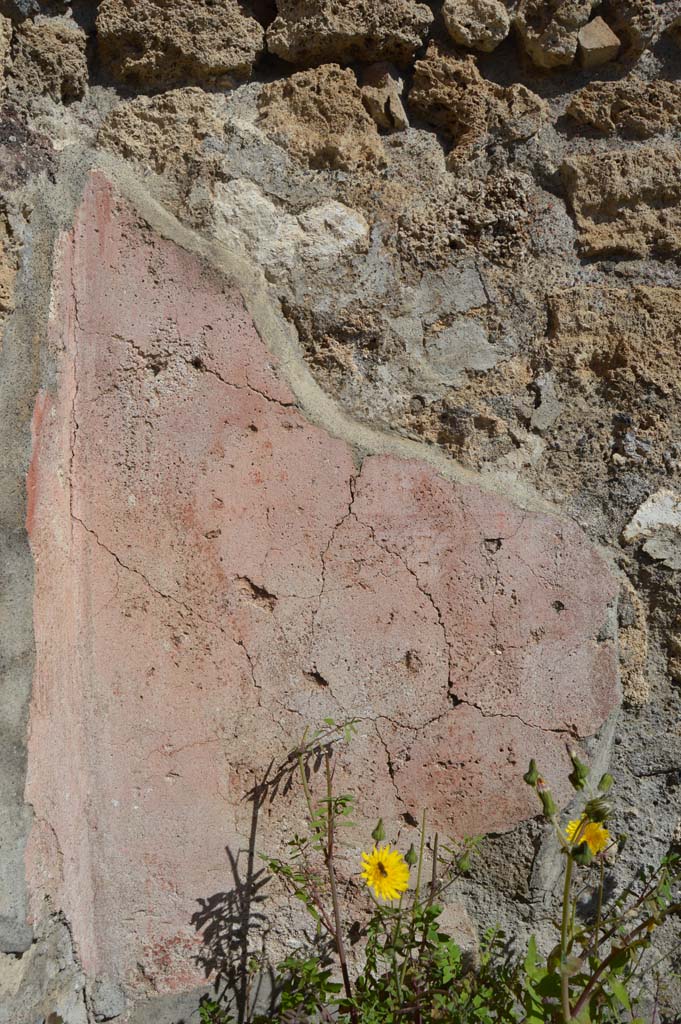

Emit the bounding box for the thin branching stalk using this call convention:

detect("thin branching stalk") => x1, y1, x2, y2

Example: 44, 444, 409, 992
323, 751, 357, 1024
570, 903, 681, 1019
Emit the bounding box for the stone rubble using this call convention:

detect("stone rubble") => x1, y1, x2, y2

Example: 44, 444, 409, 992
577, 15, 621, 67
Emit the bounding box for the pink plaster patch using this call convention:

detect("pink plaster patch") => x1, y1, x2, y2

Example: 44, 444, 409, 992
25, 174, 619, 1006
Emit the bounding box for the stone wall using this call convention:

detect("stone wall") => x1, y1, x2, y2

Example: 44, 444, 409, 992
0, 1, 680, 1021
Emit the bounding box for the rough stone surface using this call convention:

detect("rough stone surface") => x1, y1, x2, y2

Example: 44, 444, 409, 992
0, 214, 15, 312
561, 146, 681, 258
0, 13, 11, 75
24, 174, 619, 1011
515, 0, 598, 68
360, 63, 408, 131
578, 15, 620, 66
96, 0, 264, 89
617, 579, 649, 706
602, 0, 660, 58
409, 47, 547, 167
443, 0, 510, 52
547, 287, 681, 402
0, 917, 87, 1024
213, 179, 369, 284
623, 489, 681, 570
266, 0, 433, 66
98, 88, 224, 179
9, 15, 87, 102
258, 65, 385, 170
566, 78, 681, 138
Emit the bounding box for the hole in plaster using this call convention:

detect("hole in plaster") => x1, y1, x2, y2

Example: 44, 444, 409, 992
236, 576, 277, 611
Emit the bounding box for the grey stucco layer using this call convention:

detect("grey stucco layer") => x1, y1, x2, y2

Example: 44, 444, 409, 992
0, 155, 91, 955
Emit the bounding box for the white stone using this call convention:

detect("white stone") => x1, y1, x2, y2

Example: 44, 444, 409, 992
214, 180, 369, 283
623, 488, 681, 569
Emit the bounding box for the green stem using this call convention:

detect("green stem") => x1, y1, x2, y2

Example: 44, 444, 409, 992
594, 857, 605, 961
560, 853, 574, 1024
414, 810, 427, 903
298, 751, 317, 836
399, 812, 427, 992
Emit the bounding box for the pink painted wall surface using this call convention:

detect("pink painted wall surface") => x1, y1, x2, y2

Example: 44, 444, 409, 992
25, 174, 619, 1003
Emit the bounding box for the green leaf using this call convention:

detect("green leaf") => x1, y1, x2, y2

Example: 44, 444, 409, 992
609, 977, 632, 1012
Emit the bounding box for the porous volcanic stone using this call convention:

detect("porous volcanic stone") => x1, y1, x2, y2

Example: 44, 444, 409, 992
360, 63, 408, 131
98, 88, 224, 178
96, 0, 264, 88
266, 0, 433, 66
561, 146, 681, 258
443, 0, 510, 52
409, 47, 547, 166
25, 174, 619, 1007
515, 0, 598, 68
566, 79, 681, 138
578, 15, 620, 66
0, 13, 11, 73
9, 16, 88, 101
258, 64, 385, 170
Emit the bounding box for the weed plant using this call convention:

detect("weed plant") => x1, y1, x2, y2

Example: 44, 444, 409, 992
199, 722, 680, 1024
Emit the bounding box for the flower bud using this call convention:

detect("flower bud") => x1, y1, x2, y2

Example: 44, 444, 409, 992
597, 772, 614, 794
537, 780, 557, 819
405, 843, 418, 867
524, 760, 539, 786
584, 797, 611, 823
371, 818, 386, 843
572, 841, 593, 867
567, 746, 590, 791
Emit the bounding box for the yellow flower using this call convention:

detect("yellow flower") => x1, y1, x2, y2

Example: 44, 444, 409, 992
361, 844, 410, 901
565, 816, 610, 855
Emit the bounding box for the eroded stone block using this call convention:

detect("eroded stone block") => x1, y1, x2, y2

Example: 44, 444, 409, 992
266, 0, 433, 66
562, 146, 681, 258
96, 0, 264, 88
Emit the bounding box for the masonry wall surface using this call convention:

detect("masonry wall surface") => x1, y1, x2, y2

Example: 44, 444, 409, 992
1, 2, 680, 1021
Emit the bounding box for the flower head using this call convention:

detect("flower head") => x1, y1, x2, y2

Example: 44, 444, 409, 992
361, 844, 410, 901
565, 816, 610, 856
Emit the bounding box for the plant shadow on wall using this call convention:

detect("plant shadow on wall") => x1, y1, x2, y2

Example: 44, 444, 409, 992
193, 721, 681, 1024
191, 761, 281, 1023
192, 733, 347, 1022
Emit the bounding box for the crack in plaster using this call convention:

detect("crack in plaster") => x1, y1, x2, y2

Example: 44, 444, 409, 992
109, 331, 297, 411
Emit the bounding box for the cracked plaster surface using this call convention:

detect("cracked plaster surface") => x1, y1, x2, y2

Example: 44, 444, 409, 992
25, 174, 619, 1006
